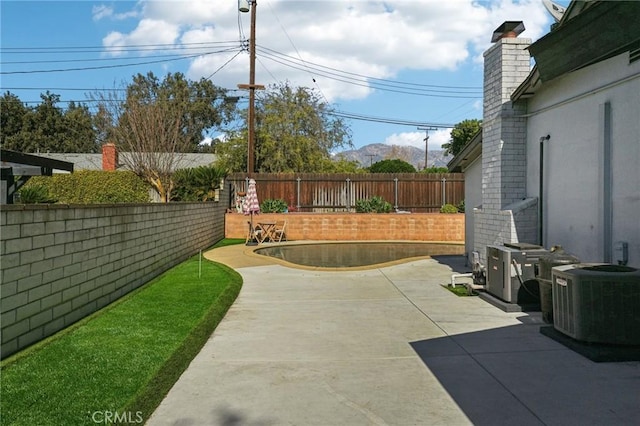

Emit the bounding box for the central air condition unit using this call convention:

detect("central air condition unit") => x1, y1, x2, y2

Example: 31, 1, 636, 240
552, 263, 640, 345
486, 243, 549, 304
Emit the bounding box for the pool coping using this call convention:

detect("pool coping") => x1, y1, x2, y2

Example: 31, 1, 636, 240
204, 240, 464, 271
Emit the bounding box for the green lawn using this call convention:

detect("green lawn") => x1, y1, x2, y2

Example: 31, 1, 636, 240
1, 240, 243, 426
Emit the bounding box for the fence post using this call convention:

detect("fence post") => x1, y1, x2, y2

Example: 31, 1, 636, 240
441, 177, 447, 206
346, 178, 351, 212
394, 177, 399, 210
296, 177, 301, 210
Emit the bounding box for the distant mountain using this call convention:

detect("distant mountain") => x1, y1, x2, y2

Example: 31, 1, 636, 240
335, 143, 452, 170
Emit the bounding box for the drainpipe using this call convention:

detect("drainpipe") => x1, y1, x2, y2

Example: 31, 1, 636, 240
539, 135, 550, 246
603, 102, 612, 263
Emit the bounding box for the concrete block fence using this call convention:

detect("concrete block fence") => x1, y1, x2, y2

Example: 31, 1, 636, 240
1, 202, 226, 359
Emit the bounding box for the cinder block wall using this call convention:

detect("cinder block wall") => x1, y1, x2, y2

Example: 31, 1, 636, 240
226, 213, 465, 242
1, 202, 226, 359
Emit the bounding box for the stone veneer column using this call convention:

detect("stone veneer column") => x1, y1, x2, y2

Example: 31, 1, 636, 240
474, 27, 532, 265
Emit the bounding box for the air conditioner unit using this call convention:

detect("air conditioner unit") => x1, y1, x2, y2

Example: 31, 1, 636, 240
486, 243, 548, 304
552, 263, 640, 345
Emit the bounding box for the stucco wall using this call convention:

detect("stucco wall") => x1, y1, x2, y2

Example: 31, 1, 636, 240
1, 202, 227, 359
464, 156, 482, 265
525, 52, 640, 266
225, 212, 465, 242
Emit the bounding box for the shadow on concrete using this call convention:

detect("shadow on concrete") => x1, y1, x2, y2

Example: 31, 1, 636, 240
410, 322, 640, 426
213, 406, 275, 426
430, 254, 471, 273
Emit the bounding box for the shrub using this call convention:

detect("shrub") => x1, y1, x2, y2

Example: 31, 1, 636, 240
172, 165, 227, 202
422, 166, 449, 173
456, 199, 465, 213
22, 171, 150, 204
16, 184, 56, 204
260, 198, 288, 213
355, 196, 392, 213
369, 159, 416, 173
440, 203, 459, 213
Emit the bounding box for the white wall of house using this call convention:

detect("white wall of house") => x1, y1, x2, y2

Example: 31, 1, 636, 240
525, 52, 640, 266
464, 156, 482, 265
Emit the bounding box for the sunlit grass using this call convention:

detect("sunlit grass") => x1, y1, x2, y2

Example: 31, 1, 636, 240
1, 241, 243, 426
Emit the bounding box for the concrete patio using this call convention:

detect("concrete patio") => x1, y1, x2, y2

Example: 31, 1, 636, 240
147, 243, 640, 425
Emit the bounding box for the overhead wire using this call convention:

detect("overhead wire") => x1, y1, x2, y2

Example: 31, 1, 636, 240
257, 49, 479, 99
330, 110, 454, 128
0, 41, 241, 54
263, 0, 330, 104
257, 45, 481, 92
2, 32, 476, 127
0, 47, 242, 75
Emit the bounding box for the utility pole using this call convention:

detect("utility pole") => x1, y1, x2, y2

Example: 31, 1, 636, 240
366, 154, 376, 167
417, 126, 437, 170
238, 0, 264, 174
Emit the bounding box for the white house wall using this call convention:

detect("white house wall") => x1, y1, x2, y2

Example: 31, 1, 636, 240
525, 52, 640, 266
464, 156, 482, 265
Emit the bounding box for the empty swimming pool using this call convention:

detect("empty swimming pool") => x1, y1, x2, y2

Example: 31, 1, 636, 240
254, 242, 463, 268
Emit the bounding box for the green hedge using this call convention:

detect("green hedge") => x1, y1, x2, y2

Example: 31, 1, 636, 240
20, 171, 150, 204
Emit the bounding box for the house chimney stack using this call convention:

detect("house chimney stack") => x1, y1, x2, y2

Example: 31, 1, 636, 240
474, 21, 533, 265
102, 143, 118, 171
491, 21, 525, 42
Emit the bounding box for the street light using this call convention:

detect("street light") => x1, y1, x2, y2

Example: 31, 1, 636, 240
238, 0, 263, 174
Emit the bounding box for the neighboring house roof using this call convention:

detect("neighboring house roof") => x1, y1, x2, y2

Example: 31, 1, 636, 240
513, 1, 640, 100
447, 130, 482, 173
37, 152, 216, 171
38, 153, 102, 171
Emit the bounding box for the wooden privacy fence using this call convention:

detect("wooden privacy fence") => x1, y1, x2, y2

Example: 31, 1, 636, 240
227, 173, 464, 213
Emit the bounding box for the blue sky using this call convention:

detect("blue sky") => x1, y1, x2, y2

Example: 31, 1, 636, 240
1, 0, 566, 153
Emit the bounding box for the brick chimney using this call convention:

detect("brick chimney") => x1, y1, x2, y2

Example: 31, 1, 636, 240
102, 143, 118, 171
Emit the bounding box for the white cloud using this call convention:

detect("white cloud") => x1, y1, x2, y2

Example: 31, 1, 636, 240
99, 0, 553, 99
92, 4, 140, 21
103, 19, 180, 56
92, 5, 113, 21
383, 128, 451, 151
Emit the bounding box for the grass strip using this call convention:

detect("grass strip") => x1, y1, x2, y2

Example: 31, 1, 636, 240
442, 284, 478, 297
1, 241, 243, 426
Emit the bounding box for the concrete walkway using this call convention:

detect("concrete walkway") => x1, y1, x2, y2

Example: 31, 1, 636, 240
147, 243, 640, 426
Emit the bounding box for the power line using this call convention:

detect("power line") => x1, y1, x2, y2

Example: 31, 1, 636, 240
257, 45, 481, 91
257, 50, 480, 99
263, 0, 330, 104
205, 50, 244, 80
0, 48, 241, 75
330, 110, 454, 128
0, 40, 242, 54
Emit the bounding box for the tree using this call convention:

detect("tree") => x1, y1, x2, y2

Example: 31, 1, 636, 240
441, 118, 481, 157
0, 92, 28, 147
93, 72, 235, 202
369, 159, 416, 173
1, 92, 97, 153
214, 82, 352, 172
